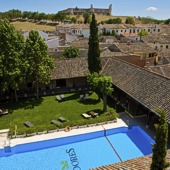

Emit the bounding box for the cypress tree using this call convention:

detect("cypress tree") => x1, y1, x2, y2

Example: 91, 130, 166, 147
150, 108, 169, 170
88, 13, 101, 74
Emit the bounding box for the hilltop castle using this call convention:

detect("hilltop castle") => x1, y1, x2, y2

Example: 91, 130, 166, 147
59, 4, 112, 16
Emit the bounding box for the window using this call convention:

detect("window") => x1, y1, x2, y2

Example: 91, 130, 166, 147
153, 29, 156, 32
158, 29, 160, 32
56, 79, 66, 87
116, 30, 118, 33
166, 45, 169, 49
121, 30, 123, 32
148, 29, 150, 32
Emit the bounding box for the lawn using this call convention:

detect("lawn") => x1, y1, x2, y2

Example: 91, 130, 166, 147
0, 92, 118, 136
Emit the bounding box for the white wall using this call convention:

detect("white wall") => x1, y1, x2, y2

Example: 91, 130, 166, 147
82, 29, 90, 38
23, 30, 49, 40
45, 38, 59, 49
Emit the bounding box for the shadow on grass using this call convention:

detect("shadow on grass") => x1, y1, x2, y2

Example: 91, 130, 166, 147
65, 93, 80, 101
78, 98, 100, 105
2, 97, 44, 110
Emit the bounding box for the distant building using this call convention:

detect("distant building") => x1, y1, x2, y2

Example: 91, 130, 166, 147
120, 33, 140, 41
59, 4, 112, 16
56, 24, 90, 38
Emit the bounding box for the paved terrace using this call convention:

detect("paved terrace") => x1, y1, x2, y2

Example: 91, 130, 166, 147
0, 119, 127, 149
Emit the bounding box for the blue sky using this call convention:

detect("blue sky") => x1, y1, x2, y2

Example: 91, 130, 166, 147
0, 0, 169, 20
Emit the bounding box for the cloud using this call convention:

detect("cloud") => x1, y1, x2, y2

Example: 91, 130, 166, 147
146, 7, 158, 11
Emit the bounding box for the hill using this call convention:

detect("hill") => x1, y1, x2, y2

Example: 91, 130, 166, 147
11, 15, 141, 31
12, 21, 56, 32
71, 14, 129, 23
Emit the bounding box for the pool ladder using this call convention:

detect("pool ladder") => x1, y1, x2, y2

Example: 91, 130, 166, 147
126, 120, 133, 129
4, 139, 11, 153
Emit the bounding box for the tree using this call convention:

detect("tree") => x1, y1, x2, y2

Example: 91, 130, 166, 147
138, 30, 148, 41
7, 9, 22, 19
111, 30, 117, 36
88, 13, 101, 74
25, 30, 55, 99
150, 108, 169, 170
105, 18, 122, 24
0, 19, 27, 101
164, 19, 170, 25
52, 12, 66, 22
62, 46, 80, 58
83, 12, 91, 24
88, 73, 113, 112
71, 17, 77, 24
125, 17, 135, 25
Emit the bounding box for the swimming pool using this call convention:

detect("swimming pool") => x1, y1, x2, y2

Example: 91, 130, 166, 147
0, 126, 154, 170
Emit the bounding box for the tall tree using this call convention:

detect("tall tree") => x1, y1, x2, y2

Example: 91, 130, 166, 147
88, 73, 113, 112
88, 13, 101, 74
62, 46, 80, 58
150, 108, 169, 170
0, 19, 26, 101
25, 30, 55, 99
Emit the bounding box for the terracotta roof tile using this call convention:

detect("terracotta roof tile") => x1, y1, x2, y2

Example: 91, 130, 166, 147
110, 42, 156, 53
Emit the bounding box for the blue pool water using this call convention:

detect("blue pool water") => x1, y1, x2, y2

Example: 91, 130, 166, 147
0, 126, 155, 170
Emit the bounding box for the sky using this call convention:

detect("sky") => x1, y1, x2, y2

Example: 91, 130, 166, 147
0, 0, 169, 20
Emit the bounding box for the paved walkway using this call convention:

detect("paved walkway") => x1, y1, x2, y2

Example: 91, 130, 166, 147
0, 119, 127, 149
0, 112, 157, 149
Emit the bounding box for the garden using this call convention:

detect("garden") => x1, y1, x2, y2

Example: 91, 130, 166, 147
0, 92, 118, 136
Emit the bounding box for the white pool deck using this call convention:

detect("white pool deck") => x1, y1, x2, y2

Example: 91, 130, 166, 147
0, 118, 127, 149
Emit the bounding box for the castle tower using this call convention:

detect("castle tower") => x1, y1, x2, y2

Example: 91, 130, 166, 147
90, 4, 94, 13
109, 4, 112, 16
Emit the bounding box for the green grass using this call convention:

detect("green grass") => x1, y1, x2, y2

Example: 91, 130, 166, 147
0, 92, 118, 136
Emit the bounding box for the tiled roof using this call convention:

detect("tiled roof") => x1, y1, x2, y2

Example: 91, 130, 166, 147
113, 42, 156, 53
90, 149, 170, 170
101, 49, 128, 57
104, 24, 127, 29
52, 58, 89, 79
99, 36, 118, 43
71, 38, 89, 49
159, 49, 170, 64
142, 33, 170, 44
52, 57, 170, 122
120, 33, 139, 37
161, 25, 170, 28
56, 24, 89, 30
101, 57, 170, 123
148, 64, 170, 78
